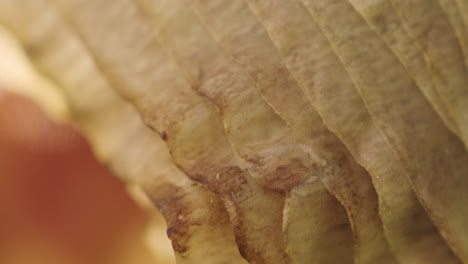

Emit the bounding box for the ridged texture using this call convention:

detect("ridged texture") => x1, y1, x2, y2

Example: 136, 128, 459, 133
0, 0, 467, 263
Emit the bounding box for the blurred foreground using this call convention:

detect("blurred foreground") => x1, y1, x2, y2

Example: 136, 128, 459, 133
0, 91, 174, 264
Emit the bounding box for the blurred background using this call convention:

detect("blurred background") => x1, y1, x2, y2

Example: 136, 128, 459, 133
0, 87, 174, 264
0, 24, 175, 264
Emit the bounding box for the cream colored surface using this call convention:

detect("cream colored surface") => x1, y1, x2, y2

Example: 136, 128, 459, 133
1, 1, 467, 263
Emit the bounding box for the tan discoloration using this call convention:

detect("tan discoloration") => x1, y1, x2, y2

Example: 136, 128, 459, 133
456, 0, 468, 35
188, 1, 396, 263
0, 2, 248, 263
302, 0, 468, 261
2, 0, 468, 263
348, 0, 459, 137
437, 0, 468, 67
389, 0, 468, 150
44, 0, 287, 263
137, 1, 363, 263
245, 0, 461, 263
